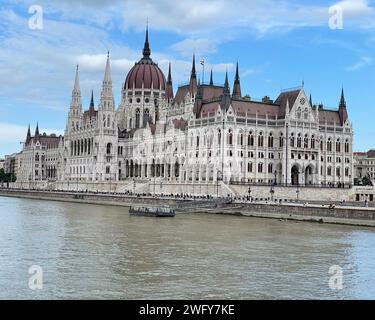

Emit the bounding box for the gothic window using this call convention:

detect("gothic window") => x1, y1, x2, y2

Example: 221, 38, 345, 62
268, 163, 273, 173
107, 115, 110, 128
345, 140, 350, 153
238, 132, 244, 146
327, 138, 332, 152
296, 107, 301, 119
336, 167, 341, 177
248, 131, 254, 146
304, 134, 308, 148
247, 162, 253, 173
327, 166, 332, 176
196, 136, 200, 148
336, 139, 341, 153
345, 167, 349, 177
228, 129, 233, 146
268, 133, 274, 148
258, 132, 264, 147
311, 135, 315, 149
279, 133, 284, 148
106, 143, 112, 155
258, 163, 263, 173
135, 109, 140, 128
297, 134, 302, 148
143, 109, 150, 126
106, 166, 110, 174
290, 133, 295, 147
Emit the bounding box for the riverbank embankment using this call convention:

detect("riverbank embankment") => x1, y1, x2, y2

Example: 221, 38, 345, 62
1, 189, 375, 227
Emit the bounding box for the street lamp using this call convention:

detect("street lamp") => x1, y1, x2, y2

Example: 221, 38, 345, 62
248, 185, 252, 202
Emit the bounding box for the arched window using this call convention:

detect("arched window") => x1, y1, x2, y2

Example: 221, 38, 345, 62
268, 133, 274, 148
268, 163, 273, 173
258, 163, 263, 173
107, 115, 110, 128
297, 134, 302, 148
279, 133, 284, 148
218, 129, 221, 145
311, 135, 315, 149
290, 133, 295, 147
336, 167, 341, 177
258, 132, 264, 147
345, 140, 350, 153
135, 109, 140, 128
327, 138, 332, 152
238, 132, 244, 146
304, 134, 308, 149
248, 131, 254, 146
327, 166, 332, 176
196, 136, 200, 148
106, 143, 112, 155
247, 162, 253, 173
228, 130, 233, 146
345, 167, 349, 177
336, 139, 341, 153
143, 109, 150, 126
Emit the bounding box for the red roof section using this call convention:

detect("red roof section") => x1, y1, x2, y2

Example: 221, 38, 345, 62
125, 58, 166, 91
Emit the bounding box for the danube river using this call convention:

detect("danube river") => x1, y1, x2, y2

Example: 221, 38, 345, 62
0, 196, 375, 299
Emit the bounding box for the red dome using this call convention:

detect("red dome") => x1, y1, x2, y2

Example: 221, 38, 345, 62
125, 58, 166, 91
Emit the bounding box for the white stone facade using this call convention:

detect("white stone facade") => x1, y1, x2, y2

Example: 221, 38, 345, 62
15, 31, 354, 191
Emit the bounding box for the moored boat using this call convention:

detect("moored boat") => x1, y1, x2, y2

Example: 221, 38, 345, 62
129, 206, 175, 217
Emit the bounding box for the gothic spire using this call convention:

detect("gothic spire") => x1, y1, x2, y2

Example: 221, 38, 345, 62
232, 61, 241, 98
166, 62, 174, 100
223, 68, 230, 95
71, 65, 82, 110
103, 51, 112, 84
339, 87, 346, 108
26, 124, 31, 144
191, 53, 196, 79
167, 61, 172, 84
142, 23, 151, 58
338, 87, 348, 125
35, 122, 39, 137
209, 68, 213, 85
89, 89, 95, 110
189, 53, 198, 95
74, 64, 80, 92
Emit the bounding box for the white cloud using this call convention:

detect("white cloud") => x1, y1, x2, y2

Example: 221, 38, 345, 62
346, 56, 372, 71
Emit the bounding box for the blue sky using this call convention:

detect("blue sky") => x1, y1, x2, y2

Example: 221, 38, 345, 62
1, 0, 375, 157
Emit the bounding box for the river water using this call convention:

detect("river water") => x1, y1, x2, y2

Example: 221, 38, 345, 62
0, 196, 374, 299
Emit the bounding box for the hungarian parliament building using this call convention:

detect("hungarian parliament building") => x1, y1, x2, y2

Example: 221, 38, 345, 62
16, 29, 354, 188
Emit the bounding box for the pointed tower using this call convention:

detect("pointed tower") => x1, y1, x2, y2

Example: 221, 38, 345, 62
66, 65, 82, 136
166, 62, 174, 101
232, 61, 242, 99
97, 51, 118, 182
338, 87, 348, 125
209, 69, 213, 85
35, 122, 40, 141
89, 89, 96, 117
99, 52, 114, 113
189, 53, 198, 95
221, 69, 231, 112
143, 23, 151, 59
25, 124, 31, 145
71, 65, 82, 109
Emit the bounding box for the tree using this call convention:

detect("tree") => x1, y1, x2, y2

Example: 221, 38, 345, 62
362, 175, 373, 186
